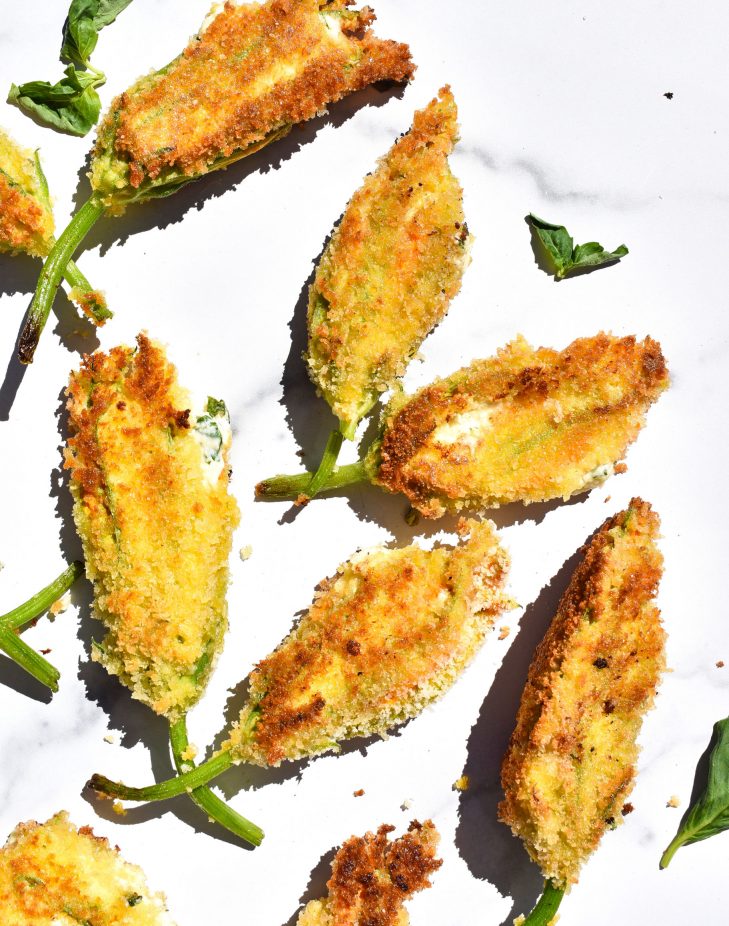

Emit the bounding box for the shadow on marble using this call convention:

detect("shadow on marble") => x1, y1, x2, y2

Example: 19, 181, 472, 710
454, 547, 583, 926
0, 654, 54, 703
279, 844, 338, 926
71, 83, 407, 261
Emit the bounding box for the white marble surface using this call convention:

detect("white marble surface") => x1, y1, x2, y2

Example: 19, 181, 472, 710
1, 1, 728, 923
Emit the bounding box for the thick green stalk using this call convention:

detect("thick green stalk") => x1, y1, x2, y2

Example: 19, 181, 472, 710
19, 193, 107, 364
0, 626, 60, 691
89, 750, 234, 802
1, 561, 83, 632
256, 458, 370, 501
306, 427, 344, 498
520, 880, 565, 925
61, 259, 113, 324
169, 718, 263, 847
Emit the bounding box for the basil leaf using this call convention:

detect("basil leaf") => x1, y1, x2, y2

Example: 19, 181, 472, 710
206, 396, 229, 419
528, 213, 628, 280
11, 0, 133, 135
8, 66, 101, 137
93, 0, 135, 29
62, 0, 100, 67
660, 717, 729, 868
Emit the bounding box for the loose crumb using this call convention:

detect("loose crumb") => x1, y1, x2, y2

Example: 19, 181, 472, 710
621, 802, 634, 816
39, 648, 52, 655
239, 545, 253, 561
667, 795, 681, 808
103, 734, 116, 745
112, 801, 127, 816
604, 495, 611, 503
453, 775, 470, 792
614, 462, 628, 475
400, 799, 413, 811
664, 91, 674, 100
181, 743, 198, 761
50, 592, 71, 617
498, 626, 510, 640
353, 789, 365, 797
717, 661, 724, 668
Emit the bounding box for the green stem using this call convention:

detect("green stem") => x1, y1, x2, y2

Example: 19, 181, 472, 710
660, 832, 687, 869
256, 459, 370, 501
89, 750, 234, 802
19, 193, 107, 364
1, 561, 84, 632
0, 560, 84, 692
169, 718, 263, 847
0, 626, 60, 691
521, 880, 565, 925
306, 427, 344, 498
61, 259, 112, 325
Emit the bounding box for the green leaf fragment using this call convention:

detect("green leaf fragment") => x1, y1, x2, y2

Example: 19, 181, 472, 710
661, 717, 729, 868
206, 396, 229, 419
528, 213, 628, 279
8, 66, 102, 137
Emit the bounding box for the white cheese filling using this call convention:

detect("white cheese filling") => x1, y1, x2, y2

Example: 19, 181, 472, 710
191, 403, 232, 487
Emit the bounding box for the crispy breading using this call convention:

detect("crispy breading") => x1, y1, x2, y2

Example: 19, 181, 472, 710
370, 333, 669, 518
297, 821, 441, 926
498, 498, 666, 888
65, 335, 240, 719
223, 519, 511, 766
0, 128, 54, 257
0, 812, 175, 926
91, 0, 414, 208
305, 86, 471, 438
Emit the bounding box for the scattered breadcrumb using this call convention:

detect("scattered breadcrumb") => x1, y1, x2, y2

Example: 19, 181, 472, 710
716, 661, 724, 668
353, 789, 365, 798
614, 462, 628, 474
50, 592, 71, 617
667, 795, 681, 808
103, 734, 116, 745
621, 803, 634, 816
400, 799, 413, 811
239, 545, 253, 561
498, 626, 511, 640
181, 743, 198, 761
453, 775, 470, 792
604, 495, 611, 503
39, 648, 52, 655
112, 802, 127, 817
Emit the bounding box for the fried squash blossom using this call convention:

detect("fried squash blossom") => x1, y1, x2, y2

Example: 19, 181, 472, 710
0, 128, 54, 258
369, 332, 669, 517
297, 821, 441, 926
65, 335, 239, 719
499, 498, 666, 889
0, 812, 175, 926
91, 0, 415, 211
223, 519, 511, 766
306, 86, 471, 440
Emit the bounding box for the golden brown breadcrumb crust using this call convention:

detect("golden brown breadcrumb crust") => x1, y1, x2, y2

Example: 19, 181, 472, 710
499, 498, 666, 888
0, 173, 52, 257
305, 86, 470, 435
65, 334, 239, 718
224, 519, 511, 765
102, 0, 414, 186
0, 812, 174, 925
297, 821, 441, 926
373, 333, 669, 517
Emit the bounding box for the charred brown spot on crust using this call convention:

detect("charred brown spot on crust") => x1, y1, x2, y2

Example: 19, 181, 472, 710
346, 639, 362, 656
323, 821, 441, 926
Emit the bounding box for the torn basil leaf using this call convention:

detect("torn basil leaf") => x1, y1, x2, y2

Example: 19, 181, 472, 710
206, 396, 229, 419
528, 213, 628, 279
8, 66, 102, 137
660, 717, 729, 868
9, 0, 134, 135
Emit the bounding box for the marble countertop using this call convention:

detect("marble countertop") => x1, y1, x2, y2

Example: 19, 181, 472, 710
1, 1, 728, 923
